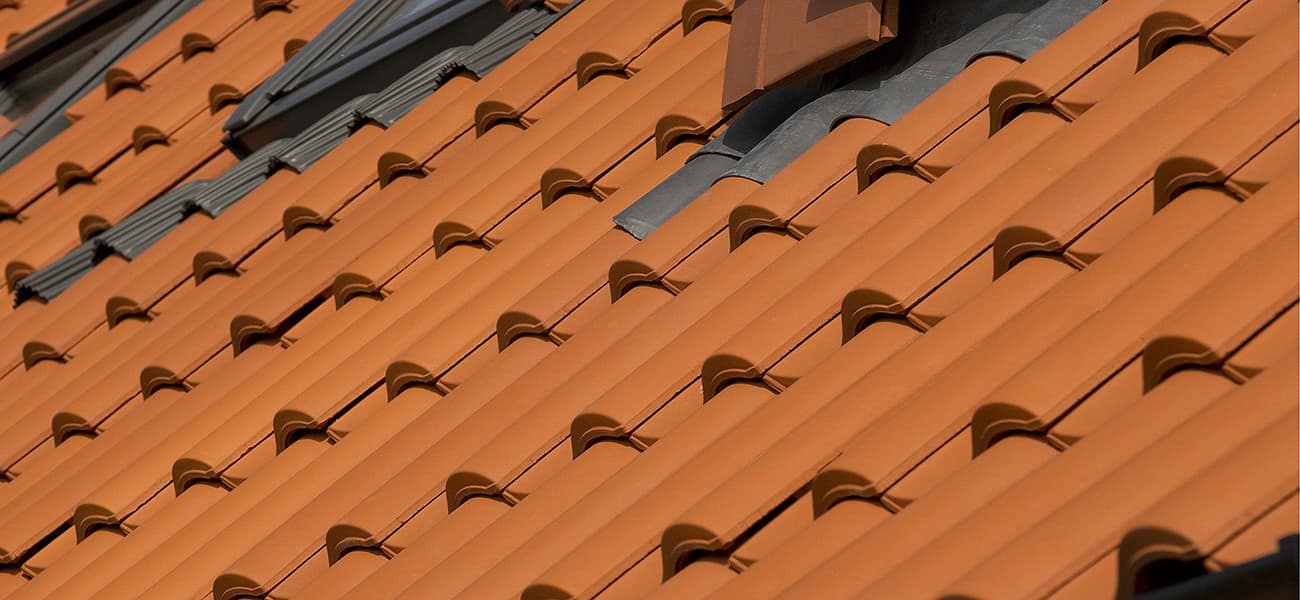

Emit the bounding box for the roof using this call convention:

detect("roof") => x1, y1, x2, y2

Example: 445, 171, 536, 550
0, 0, 1296, 598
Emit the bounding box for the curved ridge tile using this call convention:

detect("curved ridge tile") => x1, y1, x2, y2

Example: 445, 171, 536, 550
282, 37, 307, 61
281, 205, 330, 238
131, 125, 170, 154
20, 340, 61, 368
990, 39, 1283, 276
229, 314, 275, 356
989, 0, 1168, 131
104, 295, 151, 327
4, 260, 32, 292
538, 168, 590, 207
1206, 0, 1296, 52
1224, 123, 1299, 198
54, 161, 93, 193
71, 502, 121, 542
497, 230, 635, 348
731, 120, 881, 247
104, 67, 143, 96
208, 83, 245, 113
1142, 232, 1298, 387
179, 32, 216, 59
575, 0, 682, 87
324, 523, 384, 564
77, 214, 110, 242
469, 0, 622, 135
656, 114, 711, 157
252, 0, 293, 19
384, 360, 440, 400
1115, 454, 1298, 596
683, 0, 734, 34
331, 271, 385, 307
474, 99, 527, 135
1153, 69, 1298, 208
857, 54, 1018, 185
1139, 0, 1248, 65
970, 173, 1296, 453
170, 455, 223, 495
191, 247, 240, 283
49, 411, 96, 446
138, 365, 188, 399
940, 386, 1299, 599
213, 573, 265, 600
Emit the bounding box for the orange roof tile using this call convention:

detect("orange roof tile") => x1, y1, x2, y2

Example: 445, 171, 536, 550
0, 0, 1294, 597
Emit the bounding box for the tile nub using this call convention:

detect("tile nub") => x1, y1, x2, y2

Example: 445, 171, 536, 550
131, 125, 170, 154
54, 162, 93, 192
208, 83, 245, 113
179, 32, 216, 60
683, 0, 734, 34
375, 151, 425, 187
20, 340, 60, 369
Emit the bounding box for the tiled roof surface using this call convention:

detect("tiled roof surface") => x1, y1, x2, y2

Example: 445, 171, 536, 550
0, 0, 1297, 598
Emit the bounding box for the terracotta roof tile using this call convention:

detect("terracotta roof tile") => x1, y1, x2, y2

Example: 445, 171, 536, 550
0, 0, 1294, 596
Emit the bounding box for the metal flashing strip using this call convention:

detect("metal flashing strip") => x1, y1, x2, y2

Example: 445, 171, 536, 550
614, 0, 1098, 239
356, 5, 560, 126
225, 0, 452, 133
95, 180, 211, 260
13, 240, 96, 305
0, 0, 202, 173
613, 153, 738, 240
224, 0, 507, 153
15, 0, 577, 304
973, 0, 1103, 62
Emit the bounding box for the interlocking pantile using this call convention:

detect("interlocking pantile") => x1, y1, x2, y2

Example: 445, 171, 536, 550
0, 0, 1295, 598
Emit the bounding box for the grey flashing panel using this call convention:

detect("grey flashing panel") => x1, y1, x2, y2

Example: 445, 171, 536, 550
356, 5, 561, 126
613, 153, 738, 240
720, 83, 873, 184
95, 180, 209, 260
973, 0, 1102, 62
0, 0, 142, 76
276, 94, 376, 171
0, 0, 201, 174
831, 10, 1029, 127
614, 76, 826, 240
354, 46, 472, 127
17, 1, 575, 303
13, 241, 96, 305
225, 0, 451, 133
224, 0, 508, 154
721, 0, 1084, 185
694, 76, 825, 162
187, 139, 292, 217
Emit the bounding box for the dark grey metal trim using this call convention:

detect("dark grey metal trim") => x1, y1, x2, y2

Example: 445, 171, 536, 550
14, 0, 578, 304
224, 0, 509, 154
972, 0, 1103, 62
613, 153, 738, 240
94, 180, 210, 260
354, 46, 473, 127
276, 94, 376, 171
0, 0, 202, 173
185, 139, 292, 217
13, 240, 96, 304
723, 0, 1085, 185
694, 76, 824, 163
356, 5, 560, 126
